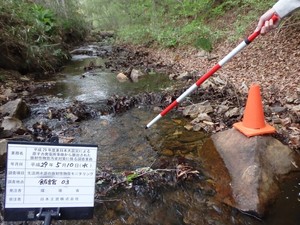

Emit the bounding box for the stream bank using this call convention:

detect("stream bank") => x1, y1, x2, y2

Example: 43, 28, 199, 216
0, 39, 299, 224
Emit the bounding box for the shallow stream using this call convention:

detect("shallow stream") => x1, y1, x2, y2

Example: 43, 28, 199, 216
22, 45, 300, 225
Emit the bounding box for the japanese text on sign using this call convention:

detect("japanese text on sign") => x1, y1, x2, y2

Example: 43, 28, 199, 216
5, 142, 98, 208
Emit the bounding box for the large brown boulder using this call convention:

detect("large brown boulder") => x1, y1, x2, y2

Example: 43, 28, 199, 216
199, 128, 300, 216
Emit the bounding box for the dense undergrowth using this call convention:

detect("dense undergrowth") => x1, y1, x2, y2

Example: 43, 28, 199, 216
0, 0, 88, 75
81, 0, 276, 49
0, 0, 297, 76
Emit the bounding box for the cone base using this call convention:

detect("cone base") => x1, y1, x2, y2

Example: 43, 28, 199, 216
233, 122, 276, 137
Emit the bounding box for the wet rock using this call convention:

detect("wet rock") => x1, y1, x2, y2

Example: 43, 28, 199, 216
193, 122, 215, 133
192, 123, 202, 132
117, 72, 129, 82
200, 128, 300, 216
130, 69, 145, 83
84, 61, 96, 71
66, 113, 79, 122
0, 98, 30, 120
70, 45, 100, 56
184, 124, 193, 131
1, 116, 23, 132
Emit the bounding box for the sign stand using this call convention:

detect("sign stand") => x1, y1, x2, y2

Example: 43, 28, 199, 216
37, 208, 61, 225
4, 140, 98, 224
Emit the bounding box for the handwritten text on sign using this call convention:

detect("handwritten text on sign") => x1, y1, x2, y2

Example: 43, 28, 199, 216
5, 143, 98, 208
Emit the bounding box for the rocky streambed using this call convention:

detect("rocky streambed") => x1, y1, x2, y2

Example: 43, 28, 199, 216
0, 42, 299, 225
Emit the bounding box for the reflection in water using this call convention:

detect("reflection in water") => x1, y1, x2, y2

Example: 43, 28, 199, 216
264, 173, 300, 225
33, 56, 174, 103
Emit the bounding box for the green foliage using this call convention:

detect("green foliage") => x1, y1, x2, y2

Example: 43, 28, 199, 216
0, 0, 87, 74
81, 0, 276, 51
155, 28, 179, 48
211, 0, 241, 16
117, 25, 152, 44
173, 0, 213, 18
31, 4, 56, 34
35, 0, 89, 43
126, 173, 139, 182
194, 37, 213, 52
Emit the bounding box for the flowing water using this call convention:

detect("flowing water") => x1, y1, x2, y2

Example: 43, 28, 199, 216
19, 46, 300, 225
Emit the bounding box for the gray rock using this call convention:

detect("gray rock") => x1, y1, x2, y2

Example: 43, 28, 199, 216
175, 71, 191, 80
191, 113, 212, 123
270, 106, 286, 113
1, 116, 23, 132
0, 139, 7, 168
130, 69, 145, 83
117, 72, 129, 82
183, 101, 214, 119
225, 107, 240, 117
216, 104, 229, 114
0, 98, 30, 120
3, 88, 17, 99
0, 139, 7, 157
199, 128, 299, 216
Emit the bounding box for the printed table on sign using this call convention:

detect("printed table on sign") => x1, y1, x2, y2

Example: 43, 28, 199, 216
4, 141, 98, 221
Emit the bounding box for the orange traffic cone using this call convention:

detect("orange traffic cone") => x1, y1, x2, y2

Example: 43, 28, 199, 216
233, 84, 276, 137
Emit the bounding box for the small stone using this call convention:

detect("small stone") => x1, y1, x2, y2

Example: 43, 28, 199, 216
116, 72, 129, 82
160, 149, 174, 156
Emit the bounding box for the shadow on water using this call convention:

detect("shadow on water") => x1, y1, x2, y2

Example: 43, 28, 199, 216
20, 48, 300, 225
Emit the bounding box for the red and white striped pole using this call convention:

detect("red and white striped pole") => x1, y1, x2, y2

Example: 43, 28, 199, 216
146, 15, 279, 129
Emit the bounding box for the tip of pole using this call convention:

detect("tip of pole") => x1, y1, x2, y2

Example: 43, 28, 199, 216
145, 126, 148, 129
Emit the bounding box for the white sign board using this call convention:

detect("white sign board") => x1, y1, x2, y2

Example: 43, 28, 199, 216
5, 142, 98, 208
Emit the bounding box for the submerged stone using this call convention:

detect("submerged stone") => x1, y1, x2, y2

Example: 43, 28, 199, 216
199, 128, 300, 216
